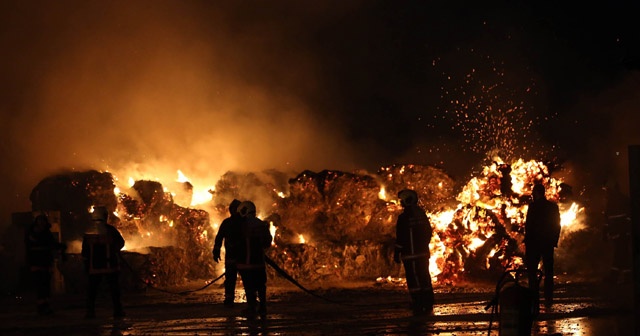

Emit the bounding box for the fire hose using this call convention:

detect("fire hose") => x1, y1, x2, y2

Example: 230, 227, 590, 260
121, 253, 368, 305
119, 255, 226, 295
264, 256, 361, 306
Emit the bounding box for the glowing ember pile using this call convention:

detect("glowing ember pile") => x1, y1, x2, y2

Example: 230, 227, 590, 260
29, 158, 585, 287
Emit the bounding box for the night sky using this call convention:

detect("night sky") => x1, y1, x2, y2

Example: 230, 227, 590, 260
1, 1, 639, 226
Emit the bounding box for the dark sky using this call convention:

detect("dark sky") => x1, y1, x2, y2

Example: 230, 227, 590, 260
1, 1, 639, 226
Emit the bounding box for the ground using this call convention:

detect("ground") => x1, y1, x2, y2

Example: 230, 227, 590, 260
0, 274, 635, 335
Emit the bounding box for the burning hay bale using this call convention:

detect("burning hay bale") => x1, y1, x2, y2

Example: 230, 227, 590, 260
278, 170, 385, 243
378, 164, 457, 210
26, 158, 588, 289
30, 173, 215, 288
266, 241, 400, 283
30, 170, 118, 241
115, 180, 215, 280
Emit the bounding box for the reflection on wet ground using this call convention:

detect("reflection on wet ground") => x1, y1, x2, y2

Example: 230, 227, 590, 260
0, 278, 634, 335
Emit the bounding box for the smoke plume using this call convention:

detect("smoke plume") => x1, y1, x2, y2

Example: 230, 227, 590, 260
0, 1, 362, 226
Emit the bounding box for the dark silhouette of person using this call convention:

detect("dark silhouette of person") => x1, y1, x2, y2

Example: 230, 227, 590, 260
212, 199, 243, 307
498, 163, 513, 197
394, 189, 434, 316
603, 181, 632, 283
24, 213, 66, 315
81, 206, 126, 319
236, 201, 273, 318
524, 184, 561, 308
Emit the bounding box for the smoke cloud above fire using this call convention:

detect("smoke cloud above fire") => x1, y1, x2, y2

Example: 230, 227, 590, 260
1, 1, 639, 230
0, 1, 365, 223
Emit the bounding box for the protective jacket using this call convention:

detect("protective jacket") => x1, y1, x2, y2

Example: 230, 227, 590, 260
213, 214, 243, 262
81, 224, 125, 274
524, 198, 561, 248
25, 226, 64, 271
237, 217, 272, 270
395, 205, 432, 260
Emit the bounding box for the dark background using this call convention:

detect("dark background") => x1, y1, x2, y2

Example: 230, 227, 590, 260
1, 1, 639, 227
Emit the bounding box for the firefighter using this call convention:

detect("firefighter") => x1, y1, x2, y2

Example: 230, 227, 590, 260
81, 206, 126, 319
393, 189, 435, 316
24, 213, 66, 315
236, 201, 273, 318
603, 181, 632, 283
498, 163, 513, 197
212, 199, 243, 307
524, 183, 561, 309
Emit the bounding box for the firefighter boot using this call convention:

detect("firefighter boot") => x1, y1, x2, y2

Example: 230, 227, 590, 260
241, 292, 258, 318
258, 290, 267, 318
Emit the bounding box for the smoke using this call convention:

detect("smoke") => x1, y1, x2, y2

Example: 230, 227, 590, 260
0, 1, 362, 226
552, 71, 640, 193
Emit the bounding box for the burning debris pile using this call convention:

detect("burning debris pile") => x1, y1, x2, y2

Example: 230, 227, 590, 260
427, 159, 580, 284
256, 166, 455, 282
28, 158, 585, 289
30, 170, 214, 287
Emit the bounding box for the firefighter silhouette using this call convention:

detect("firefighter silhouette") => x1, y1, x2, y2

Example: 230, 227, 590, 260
394, 189, 435, 316
81, 206, 126, 319
236, 201, 273, 318
524, 184, 561, 308
603, 181, 632, 283
212, 199, 243, 307
24, 213, 66, 315
498, 163, 513, 197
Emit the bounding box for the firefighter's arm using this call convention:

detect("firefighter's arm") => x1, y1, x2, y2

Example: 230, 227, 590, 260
213, 221, 227, 249
113, 227, 125, 251
393, 244, 402, 263
261, 223, 273, 249
553, 205, 562, 247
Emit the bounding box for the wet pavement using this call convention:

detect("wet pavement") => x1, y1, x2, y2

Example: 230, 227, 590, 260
0, 276, 635, 335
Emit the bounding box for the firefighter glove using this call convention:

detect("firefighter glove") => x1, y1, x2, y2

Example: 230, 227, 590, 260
213, 249, 221, 263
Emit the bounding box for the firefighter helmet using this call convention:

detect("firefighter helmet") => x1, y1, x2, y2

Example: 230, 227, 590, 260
532, 183, 545, 195
91, 206, 109, 221
229, 199, 242, 215
237, 201, 256, 217
398, 189, 418, 206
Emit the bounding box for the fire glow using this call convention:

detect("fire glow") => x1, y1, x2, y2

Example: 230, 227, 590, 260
104, 157, 583, 285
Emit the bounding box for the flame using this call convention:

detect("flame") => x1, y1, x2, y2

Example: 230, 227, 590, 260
560, 202, 584, 232
274, 189, 286, 198
128, 177, 135, 187
177, 170, 189, 183
104, 156, 585, 285
424, 158, 587, 283
378, 186, 387, 200
269, 221, 277, 246
191, 188, 214, 206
